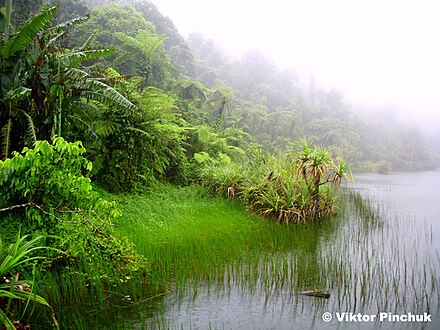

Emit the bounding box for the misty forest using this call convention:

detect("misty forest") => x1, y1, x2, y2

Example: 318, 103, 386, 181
0, 0, 439, 329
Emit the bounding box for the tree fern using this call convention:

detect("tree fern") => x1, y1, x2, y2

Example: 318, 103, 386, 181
114, 32, 143, 51
1, 6, 58, 58
113, 30, 173, 88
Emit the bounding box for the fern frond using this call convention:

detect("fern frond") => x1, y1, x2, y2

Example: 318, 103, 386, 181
94, 121, 118, 137
71, 99, 100, 118
127, 126, 151, 138
103, 67, 121, 79
66, 114, 110, 153
93, 68, 126, 85
114, 32, 143, 50
1, 6, 58, 58
1, 118, 12, 160
18, 110, 37, 147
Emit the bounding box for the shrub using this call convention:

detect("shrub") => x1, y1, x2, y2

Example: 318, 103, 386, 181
0, 137, 148, 277
198, 139, 351, 223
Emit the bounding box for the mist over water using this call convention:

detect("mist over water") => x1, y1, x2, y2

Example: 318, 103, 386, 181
352, 171, 440, 247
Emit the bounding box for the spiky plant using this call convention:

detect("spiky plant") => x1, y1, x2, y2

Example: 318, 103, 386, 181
0, 234, 58, 329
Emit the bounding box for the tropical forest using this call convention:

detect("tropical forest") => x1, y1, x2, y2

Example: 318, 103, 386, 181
0, 0, 439, 329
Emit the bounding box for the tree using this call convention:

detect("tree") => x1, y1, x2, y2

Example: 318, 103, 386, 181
131, 0, 196, 76
0, 0, 44, 27
114, 29, 174, 89
0, 5, 136, 159
209, 87, 239, 122
68, 3, 152, 48
51, 0, 89, 22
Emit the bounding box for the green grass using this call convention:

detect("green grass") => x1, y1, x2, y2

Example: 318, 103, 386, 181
13, 184, 439, 329
109, 184, 332, 291
107, 186, 439, 329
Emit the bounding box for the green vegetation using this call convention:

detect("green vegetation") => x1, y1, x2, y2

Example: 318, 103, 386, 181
198, 138, 351, 223
0, 137, 147, 328
77, 186, 440, 328
0, 0, 437, 328
109, 184, 343, 287
0, 234, 57, 329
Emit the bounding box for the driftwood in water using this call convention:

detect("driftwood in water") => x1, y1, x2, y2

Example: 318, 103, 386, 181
298, 290, 330, 299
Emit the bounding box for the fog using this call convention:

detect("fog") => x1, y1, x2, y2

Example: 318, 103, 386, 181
154, 0, 440, 131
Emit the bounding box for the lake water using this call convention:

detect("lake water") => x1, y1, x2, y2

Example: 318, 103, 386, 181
141, 171, 440, 329
352, 171, 440, 249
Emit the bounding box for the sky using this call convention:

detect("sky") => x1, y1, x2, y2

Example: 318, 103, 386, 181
153, 0, 440, 123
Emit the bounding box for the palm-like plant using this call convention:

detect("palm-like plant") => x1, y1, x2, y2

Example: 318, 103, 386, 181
309, 147, 331, 187
0, 234, 58, 329
0, 5, 137, 159
332, 159, 353, 188
209, 87, 240, 122
0, 5, 57, 158
296, 138, 335, 200
170, 78, 207, 102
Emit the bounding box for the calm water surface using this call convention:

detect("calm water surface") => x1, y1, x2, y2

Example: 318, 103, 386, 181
141, 171, 440, 329
352, 171, 440, 248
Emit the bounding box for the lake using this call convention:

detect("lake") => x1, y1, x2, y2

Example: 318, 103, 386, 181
132, 171, 440, 329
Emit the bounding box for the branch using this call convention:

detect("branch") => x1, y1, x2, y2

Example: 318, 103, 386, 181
0, 202, 112, 235
31, 204, 107, 234
29, 163, 59, 203
0, 202, 33, 212
319, 175, 332, 186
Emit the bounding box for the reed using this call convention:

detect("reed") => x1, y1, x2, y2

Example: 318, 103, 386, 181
20, 184, 440, 329
119, 186, 439, 329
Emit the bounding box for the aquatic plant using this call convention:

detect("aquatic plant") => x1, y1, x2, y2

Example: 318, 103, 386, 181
199, 138, 350, 223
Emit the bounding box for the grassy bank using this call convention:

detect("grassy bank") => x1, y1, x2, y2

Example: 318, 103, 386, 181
105, 186, 439, 329
6, 184, 438, 329
1, 180, 332, 329
109, 184, 332, 291
98, 184, 337, 328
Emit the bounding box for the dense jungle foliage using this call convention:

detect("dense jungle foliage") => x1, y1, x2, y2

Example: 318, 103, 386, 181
0, 0, 437, 328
